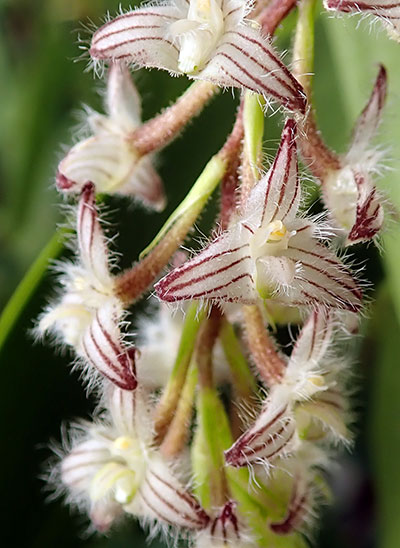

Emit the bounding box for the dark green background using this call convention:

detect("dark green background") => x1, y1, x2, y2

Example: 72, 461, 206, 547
1, 1, 400, 547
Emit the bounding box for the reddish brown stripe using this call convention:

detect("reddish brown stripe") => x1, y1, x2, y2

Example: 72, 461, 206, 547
93, 25, 163, 47
160, 272, 254, 302
91, 35, 179, 59
249, 419, 293, 456
167, 255, 251, 293
295, 275, 361, 311
159, 242, 249, 287
229, 31, 304, 98
92, 10, 179, 44
300, 261, 361, 298
143, 476, 207, 528
216, 53, 295, 108
150, 471, 208, 520
222, 38, 298, 97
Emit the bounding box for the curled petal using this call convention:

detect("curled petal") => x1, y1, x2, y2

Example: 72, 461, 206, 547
225, 397, 295, 467
57, 133, 137, 195
81, 302, 137, 390
77, 183, 112, 284
348, 64, 387, 159
90, 7, 181, 71
199, 28, 306, 113
243, 119, 299, 228
156, 226, 255, 303
106, 62, 142, 131
289, 309, 333, 369
284, 231, 362, 311
135, 459, 209, 529
347, 174, 384, 244
61, 438, 111, 492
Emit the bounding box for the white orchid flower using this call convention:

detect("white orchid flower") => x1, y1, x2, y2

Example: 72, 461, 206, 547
156, 120, 362, 312
90, 0, 306, 113
60, 385, 209, 532
57, 62, 165, 209
38, 183, 136, 390
225, 310, 350, 468
322, 65, 387, 244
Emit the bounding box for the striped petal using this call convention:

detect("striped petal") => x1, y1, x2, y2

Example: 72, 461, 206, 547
61, 438, 111, 492
156, 225, 255, 303
197, 501, 243, 547
289, 310, 333, 370
77, 183, 112, 285
243, 119, 300, 228
56, 132, 137, 195
224, 395, 296, 467
134, 459, 209, 529
348, 64, 387, 160
198, 27, 306, 113
347, 172, 384, 244
108, 386, 137, 437
81, 301, 137, 390
90, 6, 181, 72
324, 1, 400, 39
282, 229, 362, 311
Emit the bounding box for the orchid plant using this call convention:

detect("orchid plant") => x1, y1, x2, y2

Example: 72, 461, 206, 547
7, 0, 397, 545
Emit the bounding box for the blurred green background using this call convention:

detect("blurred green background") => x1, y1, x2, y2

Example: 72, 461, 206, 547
1, 1, 400, 547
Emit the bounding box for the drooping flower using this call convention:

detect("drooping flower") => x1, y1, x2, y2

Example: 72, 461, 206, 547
224, 310, 350, 468
59, 385, 209, 533
90, 0, 306, 113
38, 183, 136, 390
321, 65, 387, 244
324, 0, 400, 41
156, 120, 362, 312
57, 62, 165, 209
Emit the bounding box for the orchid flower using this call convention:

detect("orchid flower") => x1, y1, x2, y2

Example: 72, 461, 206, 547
57, 62, 165, 209
324, 0, 400, 41
90, 0, 306, 113
38, 183, 136, 390
60, 385, 209, 532
225, 310, 350, 468
156, 120, 362, 312
322, 65, 387, 244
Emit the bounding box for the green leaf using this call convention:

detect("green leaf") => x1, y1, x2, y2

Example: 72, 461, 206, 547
369, 289, 400, 548
0, 229, 66, 353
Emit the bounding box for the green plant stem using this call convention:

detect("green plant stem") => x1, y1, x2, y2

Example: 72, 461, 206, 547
0, 229, 66, 353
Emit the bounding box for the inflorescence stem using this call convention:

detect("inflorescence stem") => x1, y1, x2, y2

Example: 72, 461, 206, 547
131, 80, 217, 156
